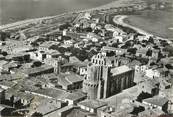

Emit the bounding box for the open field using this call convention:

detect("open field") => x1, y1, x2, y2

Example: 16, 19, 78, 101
124, 9, 173, 39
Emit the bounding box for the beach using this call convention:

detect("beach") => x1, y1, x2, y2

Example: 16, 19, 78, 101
113, 15, 173, 44
124, 9, 173, 39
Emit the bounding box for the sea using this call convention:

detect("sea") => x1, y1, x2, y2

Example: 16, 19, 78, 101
0, 0, 173, 39
0, 0, 115, 25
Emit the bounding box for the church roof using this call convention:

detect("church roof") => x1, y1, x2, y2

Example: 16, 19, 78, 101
111, 65, 132, 76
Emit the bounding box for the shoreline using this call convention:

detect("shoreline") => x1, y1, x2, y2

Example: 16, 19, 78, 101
0, 0, 145, 31
113, 15, 173, 44
0, 12, 73, 31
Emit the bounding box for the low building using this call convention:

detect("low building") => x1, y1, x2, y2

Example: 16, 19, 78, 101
44, 58, 62, 74
97, 105, 134, 117
61, 62, 87, 75
138, 80, 159, 96
159, 79, 171, 90
0, 81, 16, 90
12, 46, 34, 54
78, 100, 107, 113
145, 69, 160, 79
135, 65, 148, 73
31, 88, 70, 100
152, 49, 160, 59
142, 96, 169, 112
137, 35, 150, 41
35, 98, 65, 116
138, 108, 164, 117
101, 46, 127, 56
2, 61, 21, 73
5, 90, 34, 107
29, 51, 46, 61
136, 48, 148, 58
128, 60, 141, 69
46, 50, 61, 59
39, 41, 60, 52
6, 53, 30, 62
46, 105, 77, 117
113, 35, 124, 43
0, 88, 5, 103
0, 60, 8, 73
58, 73, 83, 91
64, 40, 75, 47
65, 92, 87, 105
86, 32, 101, 42
69, 56, 81, 63
21, 65, 54, 77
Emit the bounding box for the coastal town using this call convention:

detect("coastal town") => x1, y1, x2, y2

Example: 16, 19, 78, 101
0, 0, 173, 117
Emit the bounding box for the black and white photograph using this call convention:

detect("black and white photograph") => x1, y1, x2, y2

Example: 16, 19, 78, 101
0, 0, 173, 117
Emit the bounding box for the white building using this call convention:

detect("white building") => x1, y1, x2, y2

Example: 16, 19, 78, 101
145, 69, 160, 79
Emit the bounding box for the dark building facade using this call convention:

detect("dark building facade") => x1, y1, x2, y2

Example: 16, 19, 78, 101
83, 53, 135, 99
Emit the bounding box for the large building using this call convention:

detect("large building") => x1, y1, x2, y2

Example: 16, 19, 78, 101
83, 53, 135, 99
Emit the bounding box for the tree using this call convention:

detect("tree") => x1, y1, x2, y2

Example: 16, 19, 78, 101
112, 43, 119, 48
146, 49, 152, 56
94, 29, 102, 34
165, 64, 173, 69
31, 112, 43, 117
107, 51, 115, 57
163, 46, 173, 57
127, 48, 137, 54
84, 27, 92, 32
1, 51, 8, 56
76, 27, 82, 33
137, 92, 152, 102
31, 42, 39, 47
148, 36, 154, 44
59, 22, 71, 30
0, 31, 10, 41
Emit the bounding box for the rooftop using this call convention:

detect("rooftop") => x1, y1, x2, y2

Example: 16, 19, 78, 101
58, 73, 83, 87
102, 46, 127, 52
46, 105, 77, 117
34, 88, 70, 99
36, 98, 62, 115
65, 92, 86, 101
111, 65, 132, 76
21, 65, 53, 76
143, 96, 168, 107
78, 99, 107, 109
136, 48, 148, 54
39, 41, 60, 48
62, 62, 87, 67
0, 80, 16, 88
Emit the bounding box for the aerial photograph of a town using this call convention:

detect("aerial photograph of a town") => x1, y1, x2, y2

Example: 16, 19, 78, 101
0, 0, 173, 117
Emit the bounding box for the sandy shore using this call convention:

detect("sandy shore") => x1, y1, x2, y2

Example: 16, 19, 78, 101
0, 13, 69, 31
113, 15, 173, 44
113, 15, 153, 36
